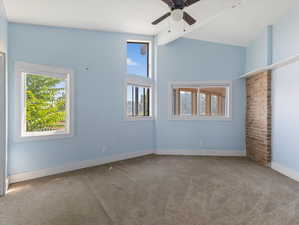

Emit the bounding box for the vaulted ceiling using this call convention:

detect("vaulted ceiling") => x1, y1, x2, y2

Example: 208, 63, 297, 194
3, 0, 295, 46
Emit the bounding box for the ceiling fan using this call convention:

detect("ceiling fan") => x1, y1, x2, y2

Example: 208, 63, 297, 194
152, 0, 200, 26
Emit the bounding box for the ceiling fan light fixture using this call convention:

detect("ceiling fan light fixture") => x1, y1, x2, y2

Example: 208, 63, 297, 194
171, 9, 184, 22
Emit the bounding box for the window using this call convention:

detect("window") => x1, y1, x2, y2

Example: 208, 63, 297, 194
127, 84, 151, 117
16, 62, 73, 139
173, 88, 197, 116
199, 87, 227, 117
127, 41, 150, 78
125, 40, 153, 120
170, 82, 231, 120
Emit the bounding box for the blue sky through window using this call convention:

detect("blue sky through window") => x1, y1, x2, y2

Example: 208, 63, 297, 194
127, 42, 148, 77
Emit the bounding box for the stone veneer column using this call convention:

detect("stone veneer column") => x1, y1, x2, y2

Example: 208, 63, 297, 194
246, 71, 272, 166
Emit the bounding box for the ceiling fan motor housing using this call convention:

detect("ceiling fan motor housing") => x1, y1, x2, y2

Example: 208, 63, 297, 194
152, 0, 199, 25
171, 0, 185, 10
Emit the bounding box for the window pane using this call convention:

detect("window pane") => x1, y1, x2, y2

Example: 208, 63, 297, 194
127, 42, 149, 78
199, 87, 227, 117
211, 95, 218, 115
173, 88, 197, 116
25, 74, 66, 132
199, 93, 206, 116
138, 87, 144, 116
127, 85, 133, 117
144, 88, 150, 116
180, 91, 192, 116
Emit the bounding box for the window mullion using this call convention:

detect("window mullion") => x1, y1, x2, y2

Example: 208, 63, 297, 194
144, 88, 147, 116
133, 86, 135, 116
147, 88, 150, 116
135, 87, 139, 116
191, 89, 197, 116
197, 88, 200, 117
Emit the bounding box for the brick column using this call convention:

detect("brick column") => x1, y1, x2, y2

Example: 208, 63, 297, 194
246, 71, 272, 166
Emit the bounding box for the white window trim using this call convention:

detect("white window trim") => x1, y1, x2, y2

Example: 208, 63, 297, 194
15, 62, 74, 141
168, 81, 232, 121
125, 40, 155, 121
124, 77, 154, 121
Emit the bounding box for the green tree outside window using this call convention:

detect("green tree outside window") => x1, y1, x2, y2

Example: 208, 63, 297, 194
25, 74, 66, 132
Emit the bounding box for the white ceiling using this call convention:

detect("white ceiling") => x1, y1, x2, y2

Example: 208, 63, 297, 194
185, 0, 295, 46
3, 0, 295, 46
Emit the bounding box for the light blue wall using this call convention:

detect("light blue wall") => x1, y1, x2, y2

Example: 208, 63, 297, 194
8, 23, 155, 175
6, 2, 299, 178
8, 23, 247, 176
156, 38, 246, 152
272, 1, 299, 62
0, 0, 7, 53
245, 26, 273, 72
246, 29, 268, 72
271, 1, 299, 173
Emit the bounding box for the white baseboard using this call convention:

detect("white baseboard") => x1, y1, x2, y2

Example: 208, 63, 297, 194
155, 149, 246, 157
9, 150, 154, 184
271, 162, 299, 182
8, 149, 246, 184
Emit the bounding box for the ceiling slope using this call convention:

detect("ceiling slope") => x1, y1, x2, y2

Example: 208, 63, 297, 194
3, 0, 296, 46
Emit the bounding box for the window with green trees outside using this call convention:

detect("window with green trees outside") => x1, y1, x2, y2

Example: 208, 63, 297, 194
25, 73, 67, 133
17, 62, 73, 139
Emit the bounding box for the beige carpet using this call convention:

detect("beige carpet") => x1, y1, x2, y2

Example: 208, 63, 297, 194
1, 155, 299, 225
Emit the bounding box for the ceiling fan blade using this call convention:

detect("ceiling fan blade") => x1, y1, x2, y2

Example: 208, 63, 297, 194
152, 12, 171, 25
161, 0, 174, 7
184, 0, 200, 7
183, 12, 196, 25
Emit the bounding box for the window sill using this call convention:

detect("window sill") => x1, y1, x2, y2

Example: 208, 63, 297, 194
17, 132, 73, 142
125, 116, 154, 121
126, 75, 154, 86
169, 116, 232, 121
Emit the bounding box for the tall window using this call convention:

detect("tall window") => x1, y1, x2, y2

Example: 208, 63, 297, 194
16, 62, 73, 138
127, 42, 150, 78
125, 40, 153, 119
170, 82, 231, 120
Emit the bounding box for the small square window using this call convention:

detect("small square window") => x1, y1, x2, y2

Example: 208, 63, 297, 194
173, 88, 197, 116
199, 87, 227, 117
127, 84, 151, 118
127, 42, 149, 78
